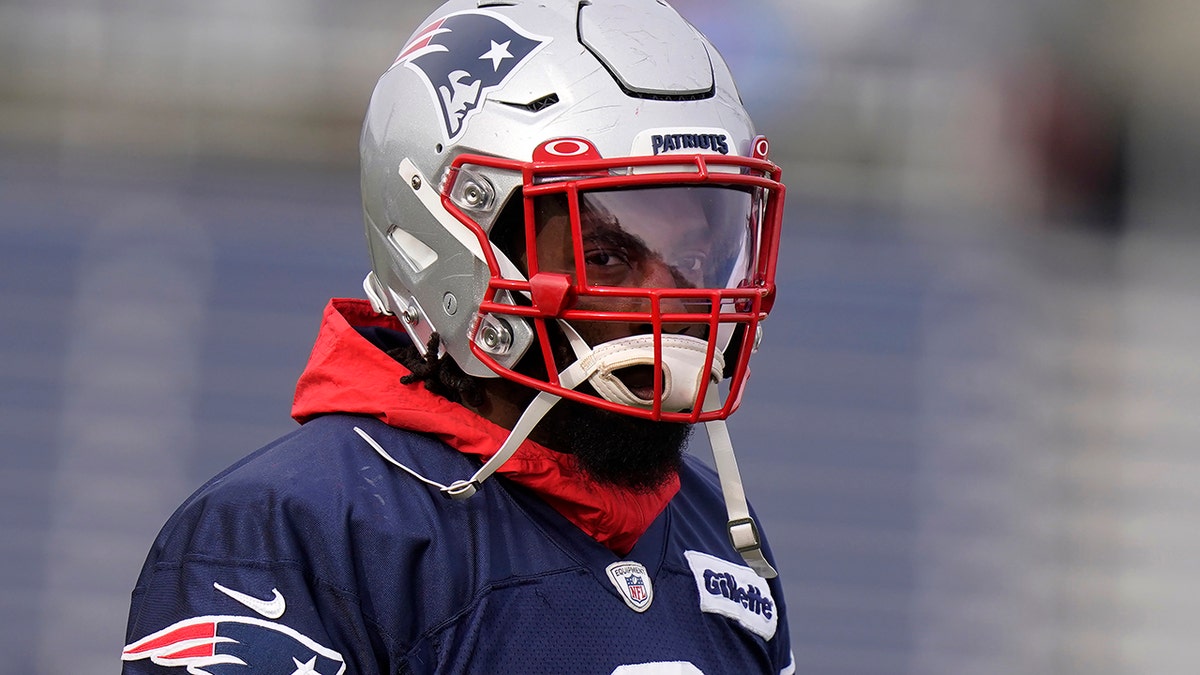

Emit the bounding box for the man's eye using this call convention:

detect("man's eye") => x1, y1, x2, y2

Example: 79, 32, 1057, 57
584, 248, 629, 268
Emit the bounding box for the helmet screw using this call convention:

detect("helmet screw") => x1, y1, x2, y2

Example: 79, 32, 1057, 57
401, 308, 419, 325
442, 292, 458, 316
410, 175, 422, 191
463, 183, 483, 207
477, 319, 511, 353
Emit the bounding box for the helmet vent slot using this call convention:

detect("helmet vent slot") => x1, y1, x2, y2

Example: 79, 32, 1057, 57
387, 226, 439, 273
500, 92, 561, 112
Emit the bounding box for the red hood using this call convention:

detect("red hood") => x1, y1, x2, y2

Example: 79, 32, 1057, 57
292, 298, 679, 555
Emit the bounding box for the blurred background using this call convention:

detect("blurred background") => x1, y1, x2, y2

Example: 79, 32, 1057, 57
1, 0, 1198, 673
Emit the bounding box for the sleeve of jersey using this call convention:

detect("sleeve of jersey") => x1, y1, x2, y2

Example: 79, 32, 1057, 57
739, 494, 793, 675
771, 574, 796, 675
121, 484, 394, 673
764, 540, 795, 675
122, 559, 375, 675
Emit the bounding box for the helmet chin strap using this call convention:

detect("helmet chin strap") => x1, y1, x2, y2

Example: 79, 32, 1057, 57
353, 319, 776, 577
700, 385, 779, 579
426, 320, 726, 500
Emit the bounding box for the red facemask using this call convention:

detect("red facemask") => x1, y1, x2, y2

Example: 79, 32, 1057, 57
442, 136, 785, 423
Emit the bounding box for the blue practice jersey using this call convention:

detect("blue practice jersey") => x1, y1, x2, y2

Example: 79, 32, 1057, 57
123, 413, 793, 674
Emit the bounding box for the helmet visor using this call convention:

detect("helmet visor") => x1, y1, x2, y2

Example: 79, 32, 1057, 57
531, 185, 759, 293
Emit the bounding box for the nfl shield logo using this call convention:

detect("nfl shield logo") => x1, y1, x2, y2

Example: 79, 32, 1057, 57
606, 561, 654, 613
626, 574, 647, 602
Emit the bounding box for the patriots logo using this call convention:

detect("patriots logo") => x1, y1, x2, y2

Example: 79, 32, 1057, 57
391, 10, 551, 143
122, 616, 346, 675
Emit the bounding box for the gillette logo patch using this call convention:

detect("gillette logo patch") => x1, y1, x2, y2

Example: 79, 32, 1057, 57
703, 569, 775, 619
685, 550, 778, 640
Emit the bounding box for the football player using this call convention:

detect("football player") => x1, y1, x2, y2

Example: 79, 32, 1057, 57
123, 1, 792, 672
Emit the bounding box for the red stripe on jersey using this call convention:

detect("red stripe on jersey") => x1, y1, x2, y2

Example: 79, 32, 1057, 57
124, 621, 216, 655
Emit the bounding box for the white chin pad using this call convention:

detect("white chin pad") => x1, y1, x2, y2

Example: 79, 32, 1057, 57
584, 334, 725, 412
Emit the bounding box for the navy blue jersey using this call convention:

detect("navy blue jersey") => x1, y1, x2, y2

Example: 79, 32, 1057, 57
123, 300, 793, 674
124, 414, 792, 674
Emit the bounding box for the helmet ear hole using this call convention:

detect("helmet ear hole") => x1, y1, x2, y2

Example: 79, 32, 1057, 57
488, 195, 530, 275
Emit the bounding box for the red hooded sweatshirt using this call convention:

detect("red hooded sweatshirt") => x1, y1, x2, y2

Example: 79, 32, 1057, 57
290, 298, 680, 555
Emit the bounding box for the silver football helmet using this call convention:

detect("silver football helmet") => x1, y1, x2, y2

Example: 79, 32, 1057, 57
359, 0, 785, 576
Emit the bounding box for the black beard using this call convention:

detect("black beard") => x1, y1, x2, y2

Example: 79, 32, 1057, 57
531, 395, 692, 493
500, 318, 694, 493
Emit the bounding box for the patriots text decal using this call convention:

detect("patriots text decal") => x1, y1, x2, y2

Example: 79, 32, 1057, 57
391, 10, 551, 143
122, 615, 346, 675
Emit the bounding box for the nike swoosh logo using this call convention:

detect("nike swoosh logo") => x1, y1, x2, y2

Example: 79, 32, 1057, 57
213, 582, 286, 619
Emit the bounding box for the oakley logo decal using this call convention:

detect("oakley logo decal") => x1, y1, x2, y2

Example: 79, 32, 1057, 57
541, 138, 594, 157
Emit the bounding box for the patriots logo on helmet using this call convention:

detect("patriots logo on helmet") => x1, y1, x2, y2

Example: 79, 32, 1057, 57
122, 615, 346, 675
391, 10, 551, 143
